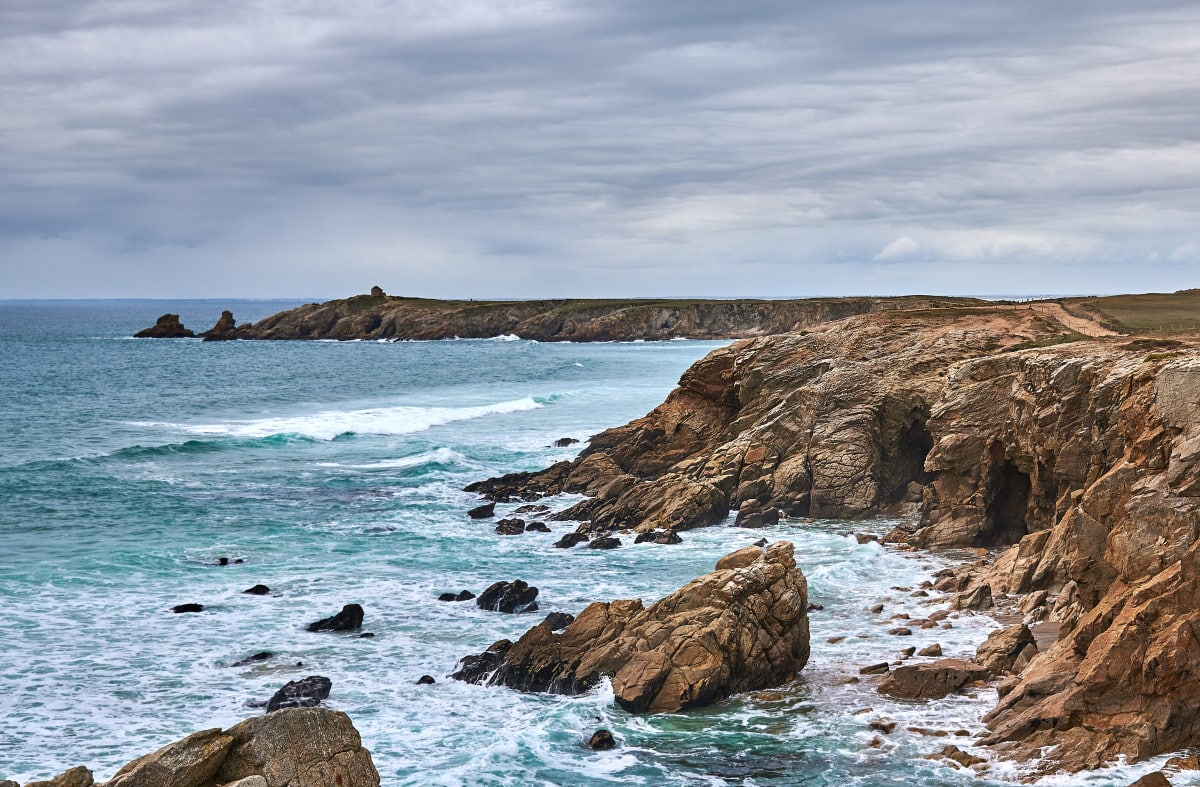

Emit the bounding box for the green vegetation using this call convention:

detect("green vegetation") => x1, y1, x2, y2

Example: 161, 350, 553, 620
1008, 333, 1091, 352
1067, 290, 1200, 334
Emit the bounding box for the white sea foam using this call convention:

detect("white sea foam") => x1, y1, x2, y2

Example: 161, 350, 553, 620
317, 448, 469, 470
131, 398, 544, 441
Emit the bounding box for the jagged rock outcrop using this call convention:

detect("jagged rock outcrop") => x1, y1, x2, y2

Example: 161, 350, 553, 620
466, 306, 1092, 534
463, 300, 1200, 771
452, 542, 808, 712
133, 314, 194, 338
18, 708, 378, 787
199, 310, 238, 342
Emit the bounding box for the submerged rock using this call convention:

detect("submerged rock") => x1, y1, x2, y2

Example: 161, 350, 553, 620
587, 536, 621, 550
231, 652, 274, 667
171, 603, 204, 614
553, 532, 588, 549
243, 584, 270, 595
306, 604, 364, 632
133, 314, 194, 339
452, 542, 809, 713
476, 580, 539, 613
265, 676, 332, 712
587, 730, 616, 750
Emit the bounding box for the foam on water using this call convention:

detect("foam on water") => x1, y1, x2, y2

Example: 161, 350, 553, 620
130, 397, 545, 441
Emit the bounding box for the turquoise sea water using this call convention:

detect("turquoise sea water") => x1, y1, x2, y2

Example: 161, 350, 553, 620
0, 301, 1187, 786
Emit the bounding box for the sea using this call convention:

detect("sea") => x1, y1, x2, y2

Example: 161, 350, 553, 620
0, 300, 1189, 787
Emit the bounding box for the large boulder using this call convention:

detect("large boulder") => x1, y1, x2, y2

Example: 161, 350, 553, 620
306, 604, 363, 632
877, 659, 991, 700
974, 623, 1038, 674
133, 314, 195, 339
18, 708, 378, 787
453, 541, 809, 712
265, 676, 332, 713
476, 580, 539, 613
199, 310, 238, 342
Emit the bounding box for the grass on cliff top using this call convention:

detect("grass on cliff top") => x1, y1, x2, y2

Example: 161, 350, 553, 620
1067, 290, 1200, 334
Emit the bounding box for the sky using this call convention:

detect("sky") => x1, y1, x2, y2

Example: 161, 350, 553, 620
2, 1, 1199, 299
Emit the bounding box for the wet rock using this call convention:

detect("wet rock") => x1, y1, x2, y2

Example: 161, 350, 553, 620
735, 503, 780, 528
243, 584, 270, 595
587, 536, 621, 549
554, 437, 580, 448
933, 745, 986, 768
452, 542, 809, 713
494, 518, 526, 535
860, 663, 890, 675
655, 530, 683, 544
525, 521, 551, 533
888, 627, 913, 636
917, 644, 943, 657
899, 647, 916, 659
172, 603, 204, 614
634, 531, 659, 543
134, 314, 195, 339
542, 612, 575, 631
358, 633, 375, 638
753, 538, 769, 547
553, 532, 588, 549
952, 584, 993, 611
587, 730, 616, 750
218, 557, 231, 566
878, 659, 991, 700
515, 504, 551, 515
416, 675, 436, 685
869, 604, 884, 614
476, 580, 539, 613
1166, 755, 1200, 770
467, 502, 496, 519
807, 603, 824, 612
855, 533, 880, 544
869, 720, 897, 734
456, 590, 475, 601
1128, 773, 1172, 787
265, 676, 332, 713
306, 604, 364, 632
974, 623, 1038, 674
437, 593, 459, 602
232, 652, 274, 667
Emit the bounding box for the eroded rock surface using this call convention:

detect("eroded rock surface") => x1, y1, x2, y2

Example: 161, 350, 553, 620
19, 708, 378, 787
452, 542, 808, 712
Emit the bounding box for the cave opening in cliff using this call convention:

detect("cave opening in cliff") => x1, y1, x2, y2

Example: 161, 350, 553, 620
979, 449, 1032, 547
887, 419, 934, 503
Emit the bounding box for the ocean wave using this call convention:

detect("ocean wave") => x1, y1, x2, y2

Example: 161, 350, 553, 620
129, 396, 545, 441
317, 447, 469, 471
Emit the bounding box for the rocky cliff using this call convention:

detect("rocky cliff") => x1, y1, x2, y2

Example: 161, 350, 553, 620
453, 541, 809, 712
13, 708, 379, 787
466, 303, 1200, 772
135, 291, 984, 342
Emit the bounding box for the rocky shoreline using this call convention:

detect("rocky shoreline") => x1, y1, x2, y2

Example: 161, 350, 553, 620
462, 302, 1200, 777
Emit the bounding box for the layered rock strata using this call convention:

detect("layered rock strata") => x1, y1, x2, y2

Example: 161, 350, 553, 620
466, 305, 1200, 771
15, 707, 379, 787
453, 541, 809, 712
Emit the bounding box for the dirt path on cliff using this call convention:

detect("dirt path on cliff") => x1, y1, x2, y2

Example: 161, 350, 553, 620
1028, 302, 1118, 336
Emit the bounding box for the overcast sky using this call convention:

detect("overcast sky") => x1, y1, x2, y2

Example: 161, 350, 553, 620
2, 1, 1199, 299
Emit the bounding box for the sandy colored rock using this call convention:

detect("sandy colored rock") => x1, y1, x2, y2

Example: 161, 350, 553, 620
216, 708, 379, 787
974, 624, 1038, 674
104, 729, 233, 787
878, 659, 991, 700
452, 542, 808, 712
22, 768, 93, 787
1128, 773, 1172, 787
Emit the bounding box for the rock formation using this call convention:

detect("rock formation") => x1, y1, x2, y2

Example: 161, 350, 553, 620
463, 300, 1200, 772
452, 541, 808, 712
133, 314, 194, 338
199, 310, 238, 342
306, 604, 364, 632
16, 708, 379, 787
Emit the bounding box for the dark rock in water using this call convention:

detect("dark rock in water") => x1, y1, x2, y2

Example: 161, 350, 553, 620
807, 603, 824, 611
1128, 773, 1173, 787
634, 531, 659, 544
542, 612, 575, 631
878, 659, 990, 700
587, 730, 616, 750
554, 437, 580, 448
200, 310, 238, 341
218, 557, 230, 566
359, 632, 375, 638
452, 640, 511, 681
468, 502, 496, 519
587, 536, 621, 550
495, 518, 525, 535
265, 675, 332, 712
860, 662, 890, 675
306, 603, 364, 632
456, 590, 476, 601
234, 558, 244, 564
243, 584, 270, 595
232, 651, 274, 667
416, 675, 436, 685
515, 504, 551, 515
437, 592, 458, 602
477, 580, 539, 613
553, 532, 588, 549
525, 521, 551, 533
753, 538, 769, 547
655, 530, 683, 545
133, 313, 194, 338
171, 603, 204, 613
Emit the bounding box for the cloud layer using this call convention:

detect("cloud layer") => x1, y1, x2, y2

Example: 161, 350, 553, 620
2, 0, 1199, 297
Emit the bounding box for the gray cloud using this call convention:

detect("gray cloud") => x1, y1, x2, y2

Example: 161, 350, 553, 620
1, 0, 1199, 298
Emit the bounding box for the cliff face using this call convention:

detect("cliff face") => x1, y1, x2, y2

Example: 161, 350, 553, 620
199, 293, 985, 342
467, 305, 1200, 771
